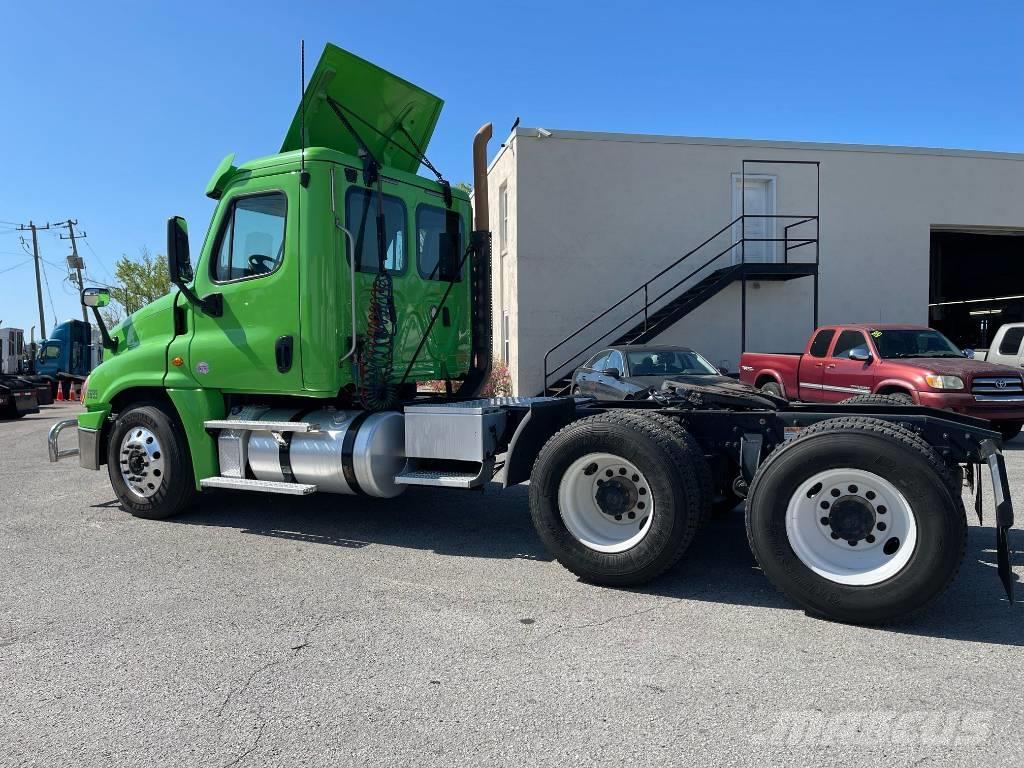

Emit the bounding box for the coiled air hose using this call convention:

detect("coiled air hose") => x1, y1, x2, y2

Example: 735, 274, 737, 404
358, 204, 399, 411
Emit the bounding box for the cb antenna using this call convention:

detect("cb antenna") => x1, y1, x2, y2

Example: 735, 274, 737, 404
299, 39, 309, 187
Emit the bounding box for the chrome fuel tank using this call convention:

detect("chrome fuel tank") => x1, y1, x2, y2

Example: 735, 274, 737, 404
247, 409, 407, 498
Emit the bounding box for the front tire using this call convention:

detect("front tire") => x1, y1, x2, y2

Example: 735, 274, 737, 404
746, 417, 966, 624
530, 412, 705, 586
107, 403, 196, 520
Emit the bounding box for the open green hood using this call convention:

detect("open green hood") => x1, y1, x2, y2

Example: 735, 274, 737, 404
281, 44, 444, 175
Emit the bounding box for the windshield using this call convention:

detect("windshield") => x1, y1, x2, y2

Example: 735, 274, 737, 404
871, 329, 964, 359
627, 350, 719, 376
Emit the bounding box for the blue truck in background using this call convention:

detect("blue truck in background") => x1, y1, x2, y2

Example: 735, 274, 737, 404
34, 319, 102, 397
0, 320, 101, 406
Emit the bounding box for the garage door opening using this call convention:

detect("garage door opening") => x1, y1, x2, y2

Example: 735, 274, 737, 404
929, 228, 1024, 350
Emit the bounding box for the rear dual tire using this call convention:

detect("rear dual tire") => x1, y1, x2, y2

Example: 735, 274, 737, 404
746, 417, 966, 624
530, 411, 707, 586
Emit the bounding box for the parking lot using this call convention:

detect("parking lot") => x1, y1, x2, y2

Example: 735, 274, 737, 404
1, 402, 1021, 767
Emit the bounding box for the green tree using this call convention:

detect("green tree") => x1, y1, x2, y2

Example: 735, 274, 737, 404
455, 181, 472, 195
100, 247, 171, 326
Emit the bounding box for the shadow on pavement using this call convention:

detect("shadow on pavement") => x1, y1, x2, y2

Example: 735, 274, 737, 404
167, 482, 551, 562
650, 508, 1023, 646
144, 484, 1020, 644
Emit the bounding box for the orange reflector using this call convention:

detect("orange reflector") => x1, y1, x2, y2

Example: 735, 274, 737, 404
172, 356, 184, 367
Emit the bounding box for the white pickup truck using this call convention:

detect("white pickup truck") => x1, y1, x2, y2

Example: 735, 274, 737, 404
974, 323, 1024, 369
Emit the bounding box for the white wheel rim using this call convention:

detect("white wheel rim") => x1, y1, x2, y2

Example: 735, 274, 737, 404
119, 427, 166, 499
557, 452, 655, 553
785, 468, 917, 586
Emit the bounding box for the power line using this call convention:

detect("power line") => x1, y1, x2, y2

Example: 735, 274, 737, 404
0, 258, 32, 275
53, 219, 88, 323
39, 251, 58, 323
15, 221, 51, 337
83, 238, 114, 282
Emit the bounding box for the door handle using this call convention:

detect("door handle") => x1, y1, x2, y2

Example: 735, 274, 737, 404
815, 363, 824, 368
826, 364, 836, 369
275, 335, 294, 373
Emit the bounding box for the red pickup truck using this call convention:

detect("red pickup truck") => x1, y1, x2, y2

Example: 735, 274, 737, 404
739, 324, 1024, 440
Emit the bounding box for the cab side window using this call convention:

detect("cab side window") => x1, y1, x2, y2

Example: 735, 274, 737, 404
346, 188, 406, 273
998, 327, 1024, 356
213, 192, 287, 282
416, 204, 463, 281
808, 329, 835, 358
832, 330, 868, 358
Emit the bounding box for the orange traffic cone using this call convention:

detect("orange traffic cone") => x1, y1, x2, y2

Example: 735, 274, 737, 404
55, 385, 64, 402
69, 386, 78, 402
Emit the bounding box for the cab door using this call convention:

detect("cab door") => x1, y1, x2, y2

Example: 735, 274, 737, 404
186, 175, 302, 392
821, 329, 875, 402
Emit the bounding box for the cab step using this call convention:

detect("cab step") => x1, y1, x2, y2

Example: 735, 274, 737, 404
200, 476, 318, 495
394, 459, 494, 489
203, 419, 320, 433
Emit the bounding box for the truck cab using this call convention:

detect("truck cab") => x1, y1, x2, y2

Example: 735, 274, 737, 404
69, 44, 487, 491
977, 322, 1024, 369
35, 319, 99, 394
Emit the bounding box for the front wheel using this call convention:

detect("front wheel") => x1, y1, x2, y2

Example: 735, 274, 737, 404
746, 417, 966, 624
995, 420, 1023, 443
107, 403, 196, 520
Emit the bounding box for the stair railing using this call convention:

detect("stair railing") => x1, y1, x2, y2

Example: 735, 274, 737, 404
541, 213, 818, 394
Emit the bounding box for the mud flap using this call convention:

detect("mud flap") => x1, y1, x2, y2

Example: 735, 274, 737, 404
980, 439, 1015, 603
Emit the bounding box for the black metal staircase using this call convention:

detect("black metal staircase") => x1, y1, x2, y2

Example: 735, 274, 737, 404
541, 159, 820, 396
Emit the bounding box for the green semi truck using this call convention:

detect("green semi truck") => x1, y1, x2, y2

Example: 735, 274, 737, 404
49, 44, 1015, 624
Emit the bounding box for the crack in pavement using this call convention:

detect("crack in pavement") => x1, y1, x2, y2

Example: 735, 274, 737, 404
216, 614, 326, 718
220, 721, 266, 768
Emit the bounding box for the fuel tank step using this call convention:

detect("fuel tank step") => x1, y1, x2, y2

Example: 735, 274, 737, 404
394, 459, 494, 489
394, 469, 486, 488
201, 477, 318, 495
203, 420, 320, 433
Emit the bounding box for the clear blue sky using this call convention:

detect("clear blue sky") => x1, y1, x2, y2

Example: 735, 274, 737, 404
1, 0, 1022, 335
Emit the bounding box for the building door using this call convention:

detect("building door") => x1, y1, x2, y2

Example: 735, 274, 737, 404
732, 175, 777, 264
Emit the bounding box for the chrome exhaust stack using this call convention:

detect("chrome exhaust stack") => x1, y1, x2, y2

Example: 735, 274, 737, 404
457, 123, 494, 399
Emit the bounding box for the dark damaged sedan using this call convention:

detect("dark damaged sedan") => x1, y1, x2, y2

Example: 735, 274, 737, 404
570, 345, 736, 400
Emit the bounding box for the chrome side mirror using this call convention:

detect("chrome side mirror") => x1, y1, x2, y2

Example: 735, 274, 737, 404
849, 346, 873, 362
81, 287, 110, 308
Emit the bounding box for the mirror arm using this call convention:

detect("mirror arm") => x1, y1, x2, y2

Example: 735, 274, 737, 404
176, 283, 222, 318
88, 306, 117, 351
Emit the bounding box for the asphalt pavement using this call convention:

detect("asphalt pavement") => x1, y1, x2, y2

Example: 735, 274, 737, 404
1, 402, 1021, 767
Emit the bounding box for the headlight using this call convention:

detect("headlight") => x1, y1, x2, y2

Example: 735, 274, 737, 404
925, 374, 964, 390
80, 375, 89, 403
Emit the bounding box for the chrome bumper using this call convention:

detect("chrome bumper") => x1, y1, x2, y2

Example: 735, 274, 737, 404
47, 419, 101, 470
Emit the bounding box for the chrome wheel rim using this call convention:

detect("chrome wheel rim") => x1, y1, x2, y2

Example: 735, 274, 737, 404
785, 468, 917, 586
119, 427, 166, 499
557, 452, 654, 553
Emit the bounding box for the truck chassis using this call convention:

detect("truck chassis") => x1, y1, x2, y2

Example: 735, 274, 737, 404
50, 386, 1015, 626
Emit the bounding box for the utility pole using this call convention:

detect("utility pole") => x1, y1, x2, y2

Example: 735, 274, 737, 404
17, 221, 51, 338
55, 219, 88, 324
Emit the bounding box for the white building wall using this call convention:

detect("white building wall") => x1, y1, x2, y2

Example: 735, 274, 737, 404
483, 133, 521, 387
494, 128, 1024, 396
